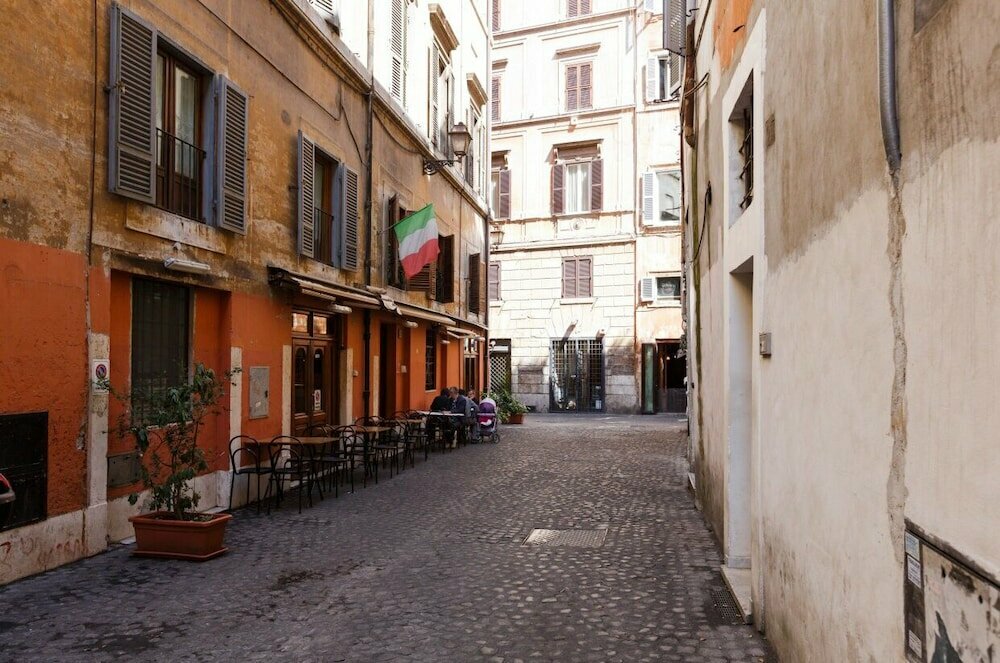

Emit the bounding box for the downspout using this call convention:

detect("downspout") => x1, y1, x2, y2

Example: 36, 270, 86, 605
362, 0, 376, 416
877, 0, 901, 174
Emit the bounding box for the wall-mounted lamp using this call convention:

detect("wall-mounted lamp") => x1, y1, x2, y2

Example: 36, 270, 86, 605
403, 320, 419, 329
440, 339, 451, 345
330, 304, 352, 314
164, 257, 211, 274
423, 123, 472, 175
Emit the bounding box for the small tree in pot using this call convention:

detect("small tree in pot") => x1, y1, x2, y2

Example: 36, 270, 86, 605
103, 363, 237, 560
486, 388, 528, 424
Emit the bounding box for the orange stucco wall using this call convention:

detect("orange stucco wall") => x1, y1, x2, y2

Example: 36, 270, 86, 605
0, 238, 88, 516
713, 0, 754, 70
231, 291, 288, 441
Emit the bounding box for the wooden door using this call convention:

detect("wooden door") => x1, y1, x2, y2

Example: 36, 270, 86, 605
292, 338, 333, 435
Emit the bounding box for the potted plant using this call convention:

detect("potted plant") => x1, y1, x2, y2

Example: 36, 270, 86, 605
104, 363, 236, 561
488, 389, 529, 425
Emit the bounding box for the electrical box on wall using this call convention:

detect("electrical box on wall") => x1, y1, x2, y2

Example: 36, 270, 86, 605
759, 332, 772, 357
249, 367, 270, 419
903, 526, 999, 662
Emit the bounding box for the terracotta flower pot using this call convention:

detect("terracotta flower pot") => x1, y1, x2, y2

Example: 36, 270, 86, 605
129, 511, 232, 561
508, 413, 525, 425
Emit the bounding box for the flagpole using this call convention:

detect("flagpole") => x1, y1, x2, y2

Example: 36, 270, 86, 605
374, 203, 434, 237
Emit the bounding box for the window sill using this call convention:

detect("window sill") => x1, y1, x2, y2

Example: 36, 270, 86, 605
560, 297, 595, 305
647, 300, 681, 308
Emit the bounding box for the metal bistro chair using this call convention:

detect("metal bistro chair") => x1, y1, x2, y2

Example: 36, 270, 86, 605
268, 436, 321, 513
304, 424, 351, 498
354, 416, 399, 482
338, 427, 370, 490
388, 415, 417, 469
399, 410, 430, 462
228, 435, 274, 514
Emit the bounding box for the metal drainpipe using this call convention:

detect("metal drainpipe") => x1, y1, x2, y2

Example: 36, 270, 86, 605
362, 0, 376, 417
877, 0, 901, 174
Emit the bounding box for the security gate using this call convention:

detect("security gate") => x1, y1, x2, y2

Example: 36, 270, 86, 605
549, 339, 604, 412
489, 338, 512, 393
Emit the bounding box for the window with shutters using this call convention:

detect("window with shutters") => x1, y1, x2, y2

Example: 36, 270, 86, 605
468, 254, 483, 315
642, 169, 681, 224
108, 7, 247, 232
425, 328, 437, 391
561, 256, 593, 299
491, 167, 511, 220
488, 262, 501, 301
551, 146, 602, 216
434, 235, 455, 303
564, 61, 593, 112
567, 0, 592, 18
385, 197, 407, 289
131, 279, 191, 423
491, 75, 501, 122
297, 132, 359, 270
646, 54, 677, 103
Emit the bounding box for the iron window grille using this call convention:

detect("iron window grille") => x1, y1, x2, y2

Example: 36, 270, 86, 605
425, 328, 437, 390
549, 338, 604, 412
0, 412, 48, 532
131, 279, 191, 424
738, 101, 754, 210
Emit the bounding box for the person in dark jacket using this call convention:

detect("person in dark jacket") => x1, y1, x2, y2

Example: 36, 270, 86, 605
428, 389, 453, 444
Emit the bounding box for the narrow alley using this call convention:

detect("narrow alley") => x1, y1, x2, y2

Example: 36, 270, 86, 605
0, 417, 773, 662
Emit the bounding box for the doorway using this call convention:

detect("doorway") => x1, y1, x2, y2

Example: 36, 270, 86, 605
291, 310, 340, 435
549, 338, 605, 412
378, 323, 397, 417
658, 341, 687, 413
726, 268, 754, 569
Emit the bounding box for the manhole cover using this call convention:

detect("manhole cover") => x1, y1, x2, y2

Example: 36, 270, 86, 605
522, 528, 608, 548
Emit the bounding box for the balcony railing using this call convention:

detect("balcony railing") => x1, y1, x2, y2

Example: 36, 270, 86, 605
156, 129, 206, 221
314, 207, 334, 263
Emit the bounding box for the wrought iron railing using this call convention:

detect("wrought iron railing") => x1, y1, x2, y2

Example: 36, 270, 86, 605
156, 129, 206, 221
313, 207, 335, 261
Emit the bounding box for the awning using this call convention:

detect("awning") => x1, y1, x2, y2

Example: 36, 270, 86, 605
396, 304, 454, 326
445, 326, 479, 339
268, 267, 382, 308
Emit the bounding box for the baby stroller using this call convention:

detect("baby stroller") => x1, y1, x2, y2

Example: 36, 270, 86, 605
476, 397, 500, 443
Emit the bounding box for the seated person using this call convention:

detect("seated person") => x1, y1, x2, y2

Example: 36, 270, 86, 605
428, 388, 453, 442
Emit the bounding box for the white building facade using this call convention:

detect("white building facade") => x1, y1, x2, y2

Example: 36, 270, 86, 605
488, 0, 683, 414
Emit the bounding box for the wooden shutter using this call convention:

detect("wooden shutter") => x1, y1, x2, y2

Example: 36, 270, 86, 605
579, 62, 592, 109
408, 265, 431, 291
667, 0, 685, 89
297, 131, 316, 258
491, 75, 501, 123
492, 0, 501, 31
642, 172, 655, 222
551, 163, 565, 215
341, 166, 360, 270
498, 169, 511, 219
469, 256, 481, 314
580, 0, 592, 14
562, 258, 577, 298
488, 262, 501, 301
429, 48, 440, 145
108, 6, 156, 203
390, 0, 406, 103
578, 257, 593, 297
639, 277, 655, 302
217, 77, 248, 234
646, 57, 659, 102
567, 0, 579, 18
590, 158, 603, 212
440, 236, 454, 302
479, 259, 487, 313
565, 64, 578, 111
309, 0, 335, 12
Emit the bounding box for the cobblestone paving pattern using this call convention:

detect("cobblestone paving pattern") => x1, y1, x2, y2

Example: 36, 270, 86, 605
0, 415, 777, 662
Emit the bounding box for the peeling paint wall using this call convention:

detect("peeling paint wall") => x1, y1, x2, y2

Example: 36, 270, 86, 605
683, 0, 1000, 659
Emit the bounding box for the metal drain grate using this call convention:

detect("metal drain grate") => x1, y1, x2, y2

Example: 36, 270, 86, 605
710, 588, 745, 624
522, 528, 607, 548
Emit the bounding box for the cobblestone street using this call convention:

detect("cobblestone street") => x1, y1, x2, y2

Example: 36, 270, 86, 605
0, 416, 775, 662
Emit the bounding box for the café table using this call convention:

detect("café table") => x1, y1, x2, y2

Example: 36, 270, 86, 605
353, 426, 393, 483
265, 436, 339, 510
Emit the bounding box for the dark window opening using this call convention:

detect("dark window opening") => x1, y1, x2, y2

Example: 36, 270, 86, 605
155, 51, 205, 221
435, 235, 455, 303
738, 97, 754, 210
425, 328, 437, 391
385, 198, 407, 289
131, 279, 191, 423
0, 412, 48, 532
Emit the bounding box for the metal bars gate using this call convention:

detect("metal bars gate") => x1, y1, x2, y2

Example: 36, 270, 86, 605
549, 339, 604, 412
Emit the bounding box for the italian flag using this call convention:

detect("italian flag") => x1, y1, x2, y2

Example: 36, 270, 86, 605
395, 204, 440, 278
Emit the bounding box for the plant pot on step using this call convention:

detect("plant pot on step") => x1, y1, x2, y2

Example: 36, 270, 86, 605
129, 511, 232, 561
508, 412, 525, 425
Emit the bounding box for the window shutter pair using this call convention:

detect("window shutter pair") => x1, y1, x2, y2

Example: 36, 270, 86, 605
497, 169, 511, 219
390, 0, 407, 104
550, 160, 601, 214
565, 63, 592, 112
642, 172, 655, 222
488, 262, 501, 301
296, 130, 359, 269
567, 0, 591, 18
491, 75, 501, 123
109, 6, 247, 232
562, 257, 593, 298
639, 277, 655, 303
